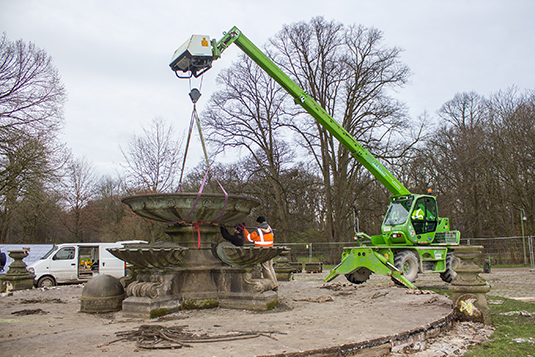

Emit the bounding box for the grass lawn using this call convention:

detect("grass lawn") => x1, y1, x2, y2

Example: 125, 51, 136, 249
427, 287, 535, 356
464, 296, 535, 356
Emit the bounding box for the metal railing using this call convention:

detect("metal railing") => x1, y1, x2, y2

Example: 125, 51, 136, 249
462, 236, 534, 267
275, 236, 535, 267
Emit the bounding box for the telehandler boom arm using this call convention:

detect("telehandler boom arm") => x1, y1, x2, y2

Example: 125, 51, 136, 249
170, 26, 410, 197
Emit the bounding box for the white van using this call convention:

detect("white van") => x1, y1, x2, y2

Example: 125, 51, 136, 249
28, 241, 146, 287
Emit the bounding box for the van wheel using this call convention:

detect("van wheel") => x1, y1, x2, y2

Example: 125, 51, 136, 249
37, 276, 55, 288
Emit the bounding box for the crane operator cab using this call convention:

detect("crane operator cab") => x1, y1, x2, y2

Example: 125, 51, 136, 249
410, 197, 438, 235
381, 194, 441, 246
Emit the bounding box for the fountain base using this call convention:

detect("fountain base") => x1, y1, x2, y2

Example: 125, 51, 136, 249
114, 244, 282, 318
122, 296, 183, 319
114, 193, 284, 318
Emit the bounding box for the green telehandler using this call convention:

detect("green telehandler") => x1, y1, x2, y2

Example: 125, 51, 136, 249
169, 27, 460, 289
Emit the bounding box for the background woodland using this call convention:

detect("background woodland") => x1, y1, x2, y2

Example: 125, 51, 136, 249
1, 18, 533, 247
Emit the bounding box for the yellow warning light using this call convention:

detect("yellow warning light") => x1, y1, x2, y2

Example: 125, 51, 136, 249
201, 38, 209, 47
427, 188, 433, 193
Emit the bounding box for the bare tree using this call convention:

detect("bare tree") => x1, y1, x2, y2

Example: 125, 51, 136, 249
487, 89, 535, 237
11, 183, 64, 244
61, 157, 98, 242
0, 33, 65, 135
121, 117, 183, 193
0, 34, 67, 243
0, 129, 67, 243
412, 88, 535, 240
86, 176, 151, 243
269, 17, 413, 244
203, 54, 296, 240
434, 92, 492, 237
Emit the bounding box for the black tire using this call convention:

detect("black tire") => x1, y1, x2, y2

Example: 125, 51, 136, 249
345, 267, 372, 284
391, 250, 419, 285
37, 276, 56, 288
440, 252, 460, 283
0, 251, 6, 271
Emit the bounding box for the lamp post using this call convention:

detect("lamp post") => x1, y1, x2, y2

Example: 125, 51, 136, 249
521, 208, 527, 265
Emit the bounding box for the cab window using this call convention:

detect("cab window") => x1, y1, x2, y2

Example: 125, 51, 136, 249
53, 247, 75, 260
411, 198, 438, 234
384, 197, 413, 226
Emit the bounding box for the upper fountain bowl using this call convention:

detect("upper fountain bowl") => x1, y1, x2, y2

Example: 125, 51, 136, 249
121, 193, 260, 224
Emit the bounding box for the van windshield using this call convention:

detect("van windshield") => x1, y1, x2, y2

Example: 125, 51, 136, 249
41, 246, 58, 259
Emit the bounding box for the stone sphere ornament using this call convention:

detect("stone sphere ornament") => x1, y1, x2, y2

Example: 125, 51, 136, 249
80, 275, 125, 313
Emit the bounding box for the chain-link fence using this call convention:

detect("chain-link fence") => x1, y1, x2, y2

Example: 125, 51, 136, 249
275, 236, 535, 268
461, 236, 534, 267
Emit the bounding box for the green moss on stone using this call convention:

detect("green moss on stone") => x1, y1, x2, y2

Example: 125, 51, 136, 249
266, 299, 279, 310
150, 307, 168, 319
180, 299, 219, 310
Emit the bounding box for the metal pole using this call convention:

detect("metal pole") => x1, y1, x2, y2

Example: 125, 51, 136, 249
529, 236, 534, 272
308, 243, 313, 262
521, 208, 527, 265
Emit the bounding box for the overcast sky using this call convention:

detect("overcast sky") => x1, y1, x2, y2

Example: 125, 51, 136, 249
1, 0, 534, 177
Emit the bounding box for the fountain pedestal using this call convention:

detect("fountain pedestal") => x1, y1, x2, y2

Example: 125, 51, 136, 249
111, 193, 285, 318
0, 250, 35, 292
448, 245, 492, 325
274, 248, 294, 281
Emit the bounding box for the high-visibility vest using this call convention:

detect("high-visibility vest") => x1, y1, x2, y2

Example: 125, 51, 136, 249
412, 208, 425, 220
244, 226, 274, 247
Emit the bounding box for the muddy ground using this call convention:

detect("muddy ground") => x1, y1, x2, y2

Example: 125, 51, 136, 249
0, 268, 533, 357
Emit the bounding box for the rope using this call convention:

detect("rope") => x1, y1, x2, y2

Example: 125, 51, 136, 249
181, 169, 209, 222
177, 112, 195, 192
192, 101, 211, 169
172, 86, 229, 248
191, 222, 202, 249
177, 76, 203, 191
190, 103, 229, 222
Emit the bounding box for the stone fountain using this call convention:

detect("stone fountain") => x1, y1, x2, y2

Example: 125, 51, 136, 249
109, 193, 285, 318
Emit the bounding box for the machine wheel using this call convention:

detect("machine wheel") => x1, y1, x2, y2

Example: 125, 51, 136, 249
391, 250, 419, 285
345, 267, 372, 284
37, 276, 56, 288
440, 252, 460, 283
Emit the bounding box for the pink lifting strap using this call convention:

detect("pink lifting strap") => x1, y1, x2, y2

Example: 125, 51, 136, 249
170, 88, 229, 249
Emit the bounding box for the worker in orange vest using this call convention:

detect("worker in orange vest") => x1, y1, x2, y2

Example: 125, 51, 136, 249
244, 216, 273, 247
244, 216, 278, 291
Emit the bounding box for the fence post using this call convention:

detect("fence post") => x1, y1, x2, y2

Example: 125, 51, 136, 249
529, 236, 534, 272
309, 243, 313, 262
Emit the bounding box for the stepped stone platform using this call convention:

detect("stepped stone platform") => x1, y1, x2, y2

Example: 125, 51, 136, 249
0, 271, 464, 357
